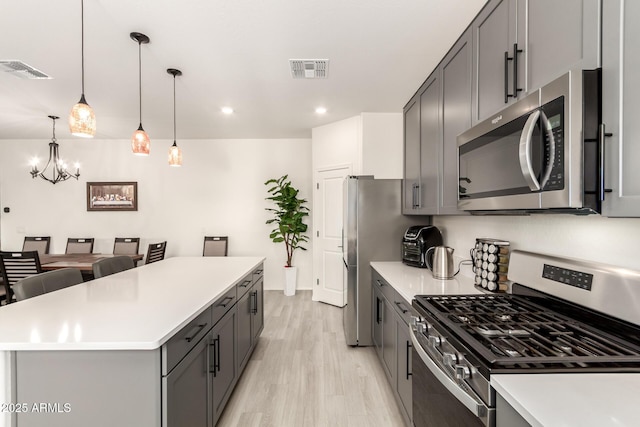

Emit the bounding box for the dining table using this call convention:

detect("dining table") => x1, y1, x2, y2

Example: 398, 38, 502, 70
40, 253, 144, 272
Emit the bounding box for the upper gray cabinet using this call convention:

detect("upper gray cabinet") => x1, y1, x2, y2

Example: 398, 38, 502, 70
472, 0, 601, 124
473, 0, 518, 123
441, 30, 473, 215
403, 74, 440, 215
602, 0, 640, 216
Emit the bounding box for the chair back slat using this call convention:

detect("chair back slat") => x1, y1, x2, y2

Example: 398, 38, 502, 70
113, 238, 140, 255
145, 241, 167, 264
22, 236, 51, 256
66, 238, 95, 254
0, 251, 43, 303
203, 236, 228, 257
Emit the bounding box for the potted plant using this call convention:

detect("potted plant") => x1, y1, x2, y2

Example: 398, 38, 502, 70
265, 175, 309, 296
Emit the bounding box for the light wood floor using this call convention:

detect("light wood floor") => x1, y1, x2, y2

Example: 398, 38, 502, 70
217, 290, 406, 427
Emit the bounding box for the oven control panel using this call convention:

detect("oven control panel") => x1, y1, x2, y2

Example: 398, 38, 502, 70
543, 264, 593, 291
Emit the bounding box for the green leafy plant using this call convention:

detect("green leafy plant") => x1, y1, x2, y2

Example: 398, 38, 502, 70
265, 175, 310, 267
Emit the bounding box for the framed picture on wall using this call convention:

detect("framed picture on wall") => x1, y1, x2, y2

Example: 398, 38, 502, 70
87, 182, 138, 211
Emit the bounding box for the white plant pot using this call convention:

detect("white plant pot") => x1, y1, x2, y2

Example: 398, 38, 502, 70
284, 266, 297, 296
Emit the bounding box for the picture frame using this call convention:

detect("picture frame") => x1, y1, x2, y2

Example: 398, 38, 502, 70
87, 182, 138, 212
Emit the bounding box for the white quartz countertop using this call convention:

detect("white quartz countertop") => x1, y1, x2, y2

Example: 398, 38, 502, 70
0, 257, 264, 351
370, 261, 483, 303
492, 373, 640, 427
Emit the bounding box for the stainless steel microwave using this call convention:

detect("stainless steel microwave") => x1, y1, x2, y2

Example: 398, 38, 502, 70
457, 69, 602, 214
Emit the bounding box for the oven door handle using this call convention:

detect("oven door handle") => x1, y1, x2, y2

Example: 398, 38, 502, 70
409, 326, 486, 418
519, 109, 542, 191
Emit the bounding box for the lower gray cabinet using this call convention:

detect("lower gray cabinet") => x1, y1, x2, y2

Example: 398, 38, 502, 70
237, 289, 253, 371
371, 269, 412, 426
163, 335, 210, 427
211, 307, 237, 425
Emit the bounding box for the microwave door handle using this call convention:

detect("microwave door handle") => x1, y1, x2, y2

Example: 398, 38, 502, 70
538, 111, 556, 189
519, 110, 542, 191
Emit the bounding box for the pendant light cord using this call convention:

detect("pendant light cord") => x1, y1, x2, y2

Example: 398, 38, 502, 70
173, 74, 177, 141
52, 116, 57, 142
138, 41, 143, 125
80, 0, 85, 95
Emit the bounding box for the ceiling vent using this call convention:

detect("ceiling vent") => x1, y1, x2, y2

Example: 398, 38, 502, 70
0, 60, 51, 79
289, 59, 329, 79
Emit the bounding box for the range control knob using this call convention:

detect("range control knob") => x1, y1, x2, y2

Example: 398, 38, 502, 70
411, 317, 427, 334
428, 335, 442, 347
443, 352, 458, 367
455, 365, 471, 380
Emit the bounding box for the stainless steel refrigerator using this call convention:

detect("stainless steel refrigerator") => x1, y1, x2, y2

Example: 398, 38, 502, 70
342, 176, 426, 346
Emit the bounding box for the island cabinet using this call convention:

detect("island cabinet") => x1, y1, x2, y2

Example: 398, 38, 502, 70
3, 257, 265, 427
472, 0, 600, 124
371, 269, 413, 426
602, 0, 640, 217
237, 266, 264, 373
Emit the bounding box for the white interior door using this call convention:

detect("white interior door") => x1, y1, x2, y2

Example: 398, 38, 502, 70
312, 165, 351, 306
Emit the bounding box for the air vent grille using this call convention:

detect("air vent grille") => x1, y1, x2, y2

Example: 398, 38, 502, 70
0, 60, 51, 79
289, 59, 329, 79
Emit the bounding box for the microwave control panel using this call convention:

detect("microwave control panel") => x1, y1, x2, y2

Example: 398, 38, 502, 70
542, 97, 565, 191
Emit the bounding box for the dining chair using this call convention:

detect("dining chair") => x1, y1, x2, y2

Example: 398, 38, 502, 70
13, 268, 84, 302
66, 238, 95, 254
93, 256, 135, 279
113, 237, 140, 255
22, 236, 51, 256
203, 236, 228, 257
0, 251, 43, 304
145, 241, 167, 264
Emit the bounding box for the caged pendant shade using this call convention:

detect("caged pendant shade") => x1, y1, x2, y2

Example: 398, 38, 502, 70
69, 0, 96, 137
167, 68, 183, 167
130, 32, 151, 155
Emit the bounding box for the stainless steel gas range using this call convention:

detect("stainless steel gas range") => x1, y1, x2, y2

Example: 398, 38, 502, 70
410, 250, 640, 427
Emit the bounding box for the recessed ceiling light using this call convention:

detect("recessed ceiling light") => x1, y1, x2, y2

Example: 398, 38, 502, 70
221, 107, 234, 115
315, 107, 327, 114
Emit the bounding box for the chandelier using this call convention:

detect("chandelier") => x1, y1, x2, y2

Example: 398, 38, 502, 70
30, 115, 80, 184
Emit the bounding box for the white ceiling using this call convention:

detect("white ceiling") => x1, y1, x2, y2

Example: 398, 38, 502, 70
0, 0, 486, 140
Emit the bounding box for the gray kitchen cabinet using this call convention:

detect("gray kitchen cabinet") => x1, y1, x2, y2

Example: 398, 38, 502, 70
472, 0, 600, 124
372, 282, 384, 356
440, 29, 473, 215
211, 307, 237, 425
396, 317, 412, 422
371, 270, 412, 426
602, 0, 640, 217
473, 0, 518, 123
237, 287, 253, 371
163, 334, 210, 427
251, 276, 264, 341
382, 296, 397, 383
403, 73, 440, 215
403, 96, 421, 213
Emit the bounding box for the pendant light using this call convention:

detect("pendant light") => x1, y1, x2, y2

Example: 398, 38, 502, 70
167, 68, 183, 167
69, 0, 96, 137
130, 32, 151, 155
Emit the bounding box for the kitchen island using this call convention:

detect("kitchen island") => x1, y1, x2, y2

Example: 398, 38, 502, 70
0, 256, 264, 427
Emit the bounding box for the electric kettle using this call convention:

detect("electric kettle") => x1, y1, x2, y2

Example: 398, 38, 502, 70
426, 246, 455, 279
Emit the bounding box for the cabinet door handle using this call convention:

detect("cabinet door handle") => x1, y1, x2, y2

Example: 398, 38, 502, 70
598, 123, 614, 202
214, 335, 221, 376
376, 297, 383, 324
512, 43, 523, 99
395, 301, 409, 314
406, 340, 413, 380
376, 279, 385, 287
239, 279, 252, 288
251, 291, 258, 314
216, 296, 234, 308
185, 323, 207, 343
504, 50, 510, 103
208, 338, 216, 374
